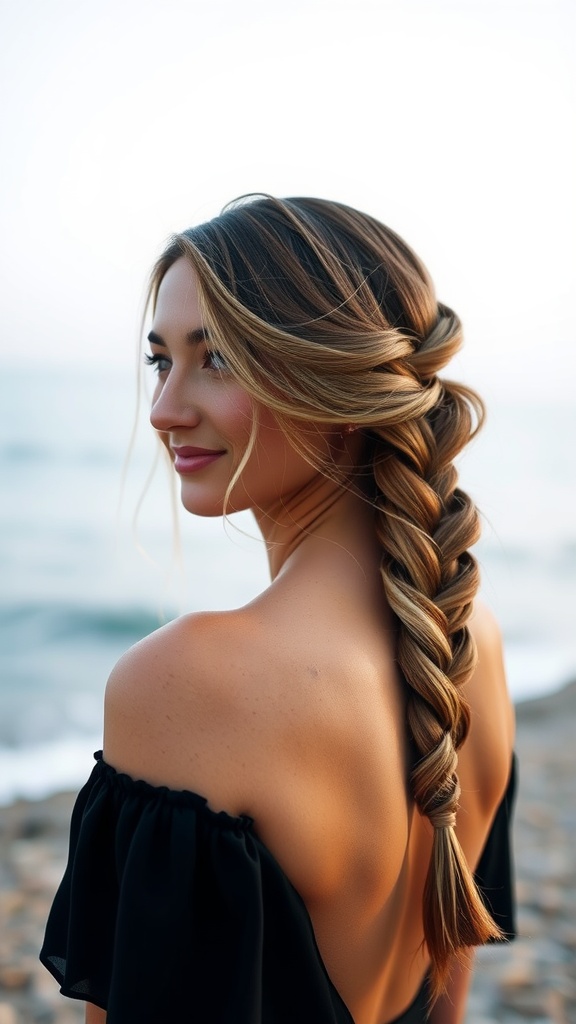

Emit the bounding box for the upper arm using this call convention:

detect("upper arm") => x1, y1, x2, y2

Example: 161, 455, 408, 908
427, 951, 475, 1024
85, 1003, 107, 1024
455, 601, 515, 861
466, 601, 515, 786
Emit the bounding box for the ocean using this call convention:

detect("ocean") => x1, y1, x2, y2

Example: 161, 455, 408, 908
1, 367, 575, 804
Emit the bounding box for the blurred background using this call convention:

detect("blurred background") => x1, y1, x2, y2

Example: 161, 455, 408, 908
1, 0, 575, 803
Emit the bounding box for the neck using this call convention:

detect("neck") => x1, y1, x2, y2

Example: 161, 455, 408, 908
252, 475, 376, 580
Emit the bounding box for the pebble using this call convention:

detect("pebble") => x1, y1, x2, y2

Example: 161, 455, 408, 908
0, 965, 32, 991
466, 682, 576, 1024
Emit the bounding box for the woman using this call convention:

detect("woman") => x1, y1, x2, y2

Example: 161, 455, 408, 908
41, 195, 515, 1024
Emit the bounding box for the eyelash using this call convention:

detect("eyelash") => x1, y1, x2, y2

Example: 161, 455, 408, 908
144, 352, 170, 374
144, 351, 228, 373
204, 350, 228, 371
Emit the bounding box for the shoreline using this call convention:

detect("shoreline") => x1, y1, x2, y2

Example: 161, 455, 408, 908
1, 683, 575, 1023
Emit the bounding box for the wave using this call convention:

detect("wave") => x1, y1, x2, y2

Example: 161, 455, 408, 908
0, 732, 102, 805
0, 440, 127, 469
0, 600, 170, 646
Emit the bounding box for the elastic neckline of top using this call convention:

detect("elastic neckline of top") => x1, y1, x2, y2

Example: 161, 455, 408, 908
93, 751, 255, 831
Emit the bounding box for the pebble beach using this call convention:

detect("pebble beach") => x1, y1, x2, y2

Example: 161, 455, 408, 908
1, 682, 575, 1024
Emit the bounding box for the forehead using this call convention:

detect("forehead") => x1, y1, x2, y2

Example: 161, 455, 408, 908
153, 258, 202, 332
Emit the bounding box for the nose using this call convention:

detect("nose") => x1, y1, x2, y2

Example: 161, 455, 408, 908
149, 371, 201, 434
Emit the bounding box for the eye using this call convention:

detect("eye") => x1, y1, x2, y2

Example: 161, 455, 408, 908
144, 352, 171, 375
203, 349, 228, 372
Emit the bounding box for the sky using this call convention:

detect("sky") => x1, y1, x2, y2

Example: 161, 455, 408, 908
1, 0, 574, 400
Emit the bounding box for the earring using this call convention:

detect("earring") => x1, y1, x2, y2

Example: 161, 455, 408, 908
341, 424, 357, 436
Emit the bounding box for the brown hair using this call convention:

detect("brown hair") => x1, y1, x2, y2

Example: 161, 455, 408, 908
147, 194, 501, 995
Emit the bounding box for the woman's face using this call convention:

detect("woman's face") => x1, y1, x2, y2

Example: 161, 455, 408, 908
148, 258, 333, 518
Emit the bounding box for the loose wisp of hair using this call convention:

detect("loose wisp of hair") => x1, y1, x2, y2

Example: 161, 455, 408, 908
145, 194, 501, 997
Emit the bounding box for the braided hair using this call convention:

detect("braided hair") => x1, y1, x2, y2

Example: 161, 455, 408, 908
147, 195, 502, 995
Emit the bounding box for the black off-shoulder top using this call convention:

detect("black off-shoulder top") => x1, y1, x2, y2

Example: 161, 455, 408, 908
40, 752, 517, 1024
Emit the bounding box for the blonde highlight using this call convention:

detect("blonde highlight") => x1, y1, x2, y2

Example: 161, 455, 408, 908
145, 194, 500, 995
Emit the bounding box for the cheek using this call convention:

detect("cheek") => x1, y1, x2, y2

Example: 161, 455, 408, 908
251, 409, 293, 464
255, 413, 334, 465
222, 392, 256, 448
248, 415, 323, 488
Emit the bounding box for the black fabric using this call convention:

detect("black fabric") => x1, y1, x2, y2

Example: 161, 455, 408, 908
40, 752, 516, 1024
387, 978, 430, 1024
474, 753, 518, 941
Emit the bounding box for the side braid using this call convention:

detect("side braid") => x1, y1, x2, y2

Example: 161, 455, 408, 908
151, 196, 504, 999
372, 306, 502, 996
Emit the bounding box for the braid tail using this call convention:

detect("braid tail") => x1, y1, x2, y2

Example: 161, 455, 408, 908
374, 377, 503, 998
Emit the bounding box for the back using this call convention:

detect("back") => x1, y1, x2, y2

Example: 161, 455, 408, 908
103, 537, 514, 1024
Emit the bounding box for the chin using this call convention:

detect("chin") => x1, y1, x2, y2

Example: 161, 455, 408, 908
178, 486, 243, 519
179, 495, 226, 518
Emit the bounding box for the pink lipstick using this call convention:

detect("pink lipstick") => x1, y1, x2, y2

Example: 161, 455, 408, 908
171, 446, 225, 474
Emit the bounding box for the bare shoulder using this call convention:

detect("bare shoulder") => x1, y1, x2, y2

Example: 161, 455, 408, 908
458, 600, 515, 820
103, 608, 273, 813
101, 595, 407, 888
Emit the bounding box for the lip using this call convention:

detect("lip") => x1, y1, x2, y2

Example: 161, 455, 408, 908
171, 445, 226, 474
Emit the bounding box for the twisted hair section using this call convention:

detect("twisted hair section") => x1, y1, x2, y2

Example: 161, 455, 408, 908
371, 315, 501, 994
146, 195, 502, 995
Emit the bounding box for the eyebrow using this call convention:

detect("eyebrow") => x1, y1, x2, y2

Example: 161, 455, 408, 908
147, 328, 209, 347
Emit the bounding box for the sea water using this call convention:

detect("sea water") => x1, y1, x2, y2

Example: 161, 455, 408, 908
1, 368, 575, 803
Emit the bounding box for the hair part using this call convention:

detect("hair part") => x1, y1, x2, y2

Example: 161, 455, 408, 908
146, 194, 500, 997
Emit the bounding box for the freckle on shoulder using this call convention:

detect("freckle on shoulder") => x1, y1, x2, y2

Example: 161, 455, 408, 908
103, 608, 265, 786
105, 608, 260, 710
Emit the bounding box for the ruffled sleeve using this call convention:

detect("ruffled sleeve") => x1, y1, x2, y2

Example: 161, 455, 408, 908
40, 753, 354, 1024
40, 752, 517, 1022
473, 753, 518, 941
